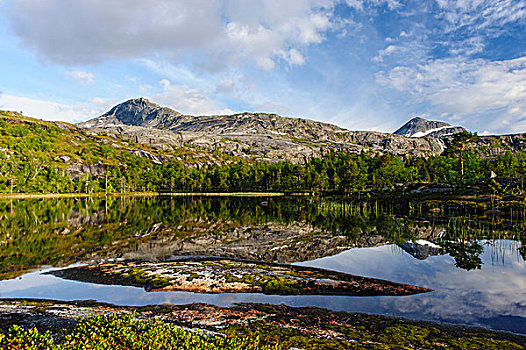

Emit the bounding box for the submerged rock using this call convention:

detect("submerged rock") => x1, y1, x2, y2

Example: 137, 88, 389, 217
49, 257, 431, 296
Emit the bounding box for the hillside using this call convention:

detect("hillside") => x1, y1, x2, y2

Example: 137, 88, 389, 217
0, 110, 225, 193
3, 106, 526, 195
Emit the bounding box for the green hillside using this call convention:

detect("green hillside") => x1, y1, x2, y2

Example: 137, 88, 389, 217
2, 110, 526, 195
0, 111, 225, 193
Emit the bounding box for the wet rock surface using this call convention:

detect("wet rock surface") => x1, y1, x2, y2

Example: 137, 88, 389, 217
49, 257, 432, 296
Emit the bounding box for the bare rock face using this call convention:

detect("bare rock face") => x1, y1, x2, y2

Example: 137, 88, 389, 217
81, 98, 349, 140
394, 116, 466, 138
79, 98, 183, 129
79, 98, 447, 162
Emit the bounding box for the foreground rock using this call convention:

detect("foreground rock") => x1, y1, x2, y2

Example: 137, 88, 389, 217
50, 257, 431, 296
1, 299, 524, 349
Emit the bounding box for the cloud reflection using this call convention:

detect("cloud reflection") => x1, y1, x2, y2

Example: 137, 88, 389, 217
1, 240, 525, 333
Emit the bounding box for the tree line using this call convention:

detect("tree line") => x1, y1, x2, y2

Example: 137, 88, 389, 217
2, 147, 526, 194
1, 115, 525, 194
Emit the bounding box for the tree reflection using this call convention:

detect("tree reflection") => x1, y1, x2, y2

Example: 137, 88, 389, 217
444, 241, 484, 271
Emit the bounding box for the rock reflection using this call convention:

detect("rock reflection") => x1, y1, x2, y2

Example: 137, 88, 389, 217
2, 195, 526, 279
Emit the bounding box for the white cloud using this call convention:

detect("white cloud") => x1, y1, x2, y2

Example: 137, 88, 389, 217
435, 0, 526, 35
376, 56, 526, 133
0, 95, 109, 123
281, 48, 306, 66
215, 80, 237, 94
3, 0, 338, 71
346, 0, 402, 11
152, 79, 234, 115
124, 75, 138, 83
65, 70, 94, 86
249, 101, 291, 115
372, 44, 403, 63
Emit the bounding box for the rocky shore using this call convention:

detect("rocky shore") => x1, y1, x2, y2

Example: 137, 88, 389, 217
1, 299, 524, 349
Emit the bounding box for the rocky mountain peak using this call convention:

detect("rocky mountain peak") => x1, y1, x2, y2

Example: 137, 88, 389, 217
394, 116, 466, 138
79, 98, 183, 128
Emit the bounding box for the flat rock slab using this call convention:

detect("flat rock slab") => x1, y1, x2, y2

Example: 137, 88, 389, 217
50, 257, 431, 296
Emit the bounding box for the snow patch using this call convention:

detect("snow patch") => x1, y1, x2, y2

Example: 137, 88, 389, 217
414, 239, 441, 249
410, 126, 452, 138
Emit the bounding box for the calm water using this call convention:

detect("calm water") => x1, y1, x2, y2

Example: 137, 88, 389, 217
1, 196, 525, 333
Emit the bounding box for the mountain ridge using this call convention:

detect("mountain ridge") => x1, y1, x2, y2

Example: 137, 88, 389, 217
80, 97, 348, 139
79, 98, 448, 162
77, 98, 526, 165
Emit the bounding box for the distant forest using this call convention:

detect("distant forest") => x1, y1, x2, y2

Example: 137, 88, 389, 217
1, 113, 525, 194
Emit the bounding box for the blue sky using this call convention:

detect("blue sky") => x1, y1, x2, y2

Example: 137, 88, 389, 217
0, 0, 525, 134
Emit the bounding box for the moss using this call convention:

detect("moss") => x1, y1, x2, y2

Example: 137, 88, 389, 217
322, 324, 367, 343
377, 324, 432, 347
261, 276, 298, 294
448, 337, 524, 350
225, 323, 359, 350
117, 267, 171, 289
136, 305, 174, 314
288, 269, 325, 279
186, 272, 200, 281
223, 271, 300, 295
224, 317, 526, 350
252, 304, 279, 314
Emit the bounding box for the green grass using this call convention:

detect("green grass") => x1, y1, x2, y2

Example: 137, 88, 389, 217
0, 313, 279, 350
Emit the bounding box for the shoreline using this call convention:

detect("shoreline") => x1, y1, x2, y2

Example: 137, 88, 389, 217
1, 298, 524, 348
0, 191, 285, 200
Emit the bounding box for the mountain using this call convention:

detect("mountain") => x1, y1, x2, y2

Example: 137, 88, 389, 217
394, 117, 466, 138
82, 97, 183, 128
80, 97, 349, 138
79, 98, 445, 162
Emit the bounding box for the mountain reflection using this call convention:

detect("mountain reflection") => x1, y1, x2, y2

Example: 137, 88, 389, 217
0, 195, 525, 279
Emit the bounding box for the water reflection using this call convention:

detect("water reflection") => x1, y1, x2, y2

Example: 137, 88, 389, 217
2, 195, 526, 333
1, 240, 526, 333
300, 239, 526, 333
0, 195, 428, 278
2, 195, 524, 280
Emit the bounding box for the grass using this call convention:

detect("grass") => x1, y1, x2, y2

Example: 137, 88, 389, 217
0, 313, 279, 350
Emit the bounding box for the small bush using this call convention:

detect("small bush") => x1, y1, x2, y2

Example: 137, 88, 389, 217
0, 313, 280, 350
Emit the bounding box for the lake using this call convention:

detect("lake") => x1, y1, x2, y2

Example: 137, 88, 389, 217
1, 195, 525, 333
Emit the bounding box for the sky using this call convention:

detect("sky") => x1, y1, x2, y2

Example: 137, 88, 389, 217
0, 0, 525, 135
